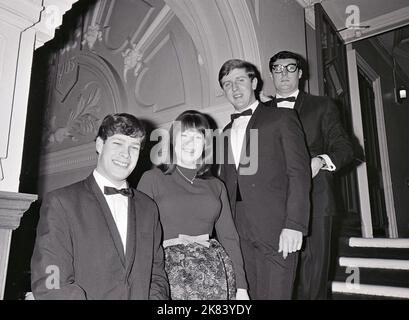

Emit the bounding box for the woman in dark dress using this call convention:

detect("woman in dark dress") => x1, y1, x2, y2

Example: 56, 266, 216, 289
138, 110, 249, 300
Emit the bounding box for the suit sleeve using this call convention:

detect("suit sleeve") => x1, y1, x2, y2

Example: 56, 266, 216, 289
214, 182, 248, 290
279, 109, 311, 235
137, 172, 169, 299
137, 171, 155, 199
148, 201, 170, 300
30, 193, 87, 299
322, 99, 354, 170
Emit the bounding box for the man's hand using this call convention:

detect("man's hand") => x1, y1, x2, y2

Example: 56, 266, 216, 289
311, 157, 325, 178
236, 288, 250, 300
278, 228, 303, 259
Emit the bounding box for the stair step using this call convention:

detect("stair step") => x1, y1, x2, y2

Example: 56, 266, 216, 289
349, 238, 409, 248
334, 238, 409, 259
334, 266, 409, 288
339, 257, 409, 270
331, 281, 409, 299
331, 292, 403, 300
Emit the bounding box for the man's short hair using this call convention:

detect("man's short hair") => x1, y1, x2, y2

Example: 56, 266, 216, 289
218, 59, 263, 100
96, 113, 146, 146
269, 51, 303, 73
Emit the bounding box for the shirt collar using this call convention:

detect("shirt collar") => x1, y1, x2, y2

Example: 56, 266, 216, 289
93, 169, 128, 194
232, 99, 259, 115
276, 89, 299, 99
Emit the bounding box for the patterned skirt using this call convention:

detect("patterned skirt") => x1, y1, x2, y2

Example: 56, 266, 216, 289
164, 239, 236, 300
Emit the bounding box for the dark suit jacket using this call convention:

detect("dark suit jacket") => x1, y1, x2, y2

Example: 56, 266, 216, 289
31, 174, 169, 300
219, 102, 311, 250
272, 91, 354, 218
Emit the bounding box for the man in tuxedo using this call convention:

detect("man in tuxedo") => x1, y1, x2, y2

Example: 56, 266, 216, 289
217, 59, 311, 299
268, 51, 354, 299
31, 113, 169, 299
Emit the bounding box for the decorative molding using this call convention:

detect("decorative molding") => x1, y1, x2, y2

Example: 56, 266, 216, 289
356, 52, 398, 239
34, 0, 80, 49
82, 23, 103, 50
346, 46, 373, 238
120, 5, 173, 83
254, 0, 260, 25
0, 0, 42, 29
40, 141, 97, 176
122, 43, 143, 83
304, 6, 315, 29
0, 33, 5, 82
295, 0, 321, 29
44, 81, 102, 146
42, 51, 126, 154
341, 6, 409, 44
0, 191, 37, 230
225, 0, 261, 67
0, 190, 37, 299
103, 0, 154, 54
134, 33, 185, 111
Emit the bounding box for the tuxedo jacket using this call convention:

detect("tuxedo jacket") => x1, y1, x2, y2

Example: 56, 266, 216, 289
219, 102, 311, 250
31, 174, 169, 300
271, 91, 354, 218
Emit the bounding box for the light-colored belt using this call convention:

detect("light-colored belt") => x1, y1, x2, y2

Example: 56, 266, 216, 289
163, 234, 210, 248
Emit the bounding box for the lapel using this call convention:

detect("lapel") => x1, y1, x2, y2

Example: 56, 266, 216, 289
125, 196, 137, 276
238, 102, 262, 170
223, 120, 237, 173
85, 175, 126, 267
294, 91, 306, 114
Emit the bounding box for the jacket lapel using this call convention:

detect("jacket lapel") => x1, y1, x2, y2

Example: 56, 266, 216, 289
85, 175, 126, 266
125, 197, 137, 275
294, 91, 306, 113
223, 121, 237, 172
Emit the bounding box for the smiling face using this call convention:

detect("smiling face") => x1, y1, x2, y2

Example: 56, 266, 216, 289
174, 128, 205, 168
95, 134, 141, 186
271, 58, 302, 97
221, 68, 258, 112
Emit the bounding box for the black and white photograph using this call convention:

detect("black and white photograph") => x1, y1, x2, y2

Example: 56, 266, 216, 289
0, 0, 408, 313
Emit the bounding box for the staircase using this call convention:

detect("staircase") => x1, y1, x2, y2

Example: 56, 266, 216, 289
331, 237, 409, 299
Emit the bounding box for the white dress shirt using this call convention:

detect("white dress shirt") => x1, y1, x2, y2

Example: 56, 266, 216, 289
93, 170, 128, 252
230, 100, 259, 168
276, 90, 336, 171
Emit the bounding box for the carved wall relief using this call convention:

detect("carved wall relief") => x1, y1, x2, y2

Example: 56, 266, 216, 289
42, 52, 126, 153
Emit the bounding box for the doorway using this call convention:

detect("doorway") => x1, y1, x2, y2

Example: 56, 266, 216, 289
357, 67, 388, 237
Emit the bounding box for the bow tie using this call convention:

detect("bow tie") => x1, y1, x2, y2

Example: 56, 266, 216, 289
276, 96, 296, 103
231, 108, 253, 121
104, 186, 134, 197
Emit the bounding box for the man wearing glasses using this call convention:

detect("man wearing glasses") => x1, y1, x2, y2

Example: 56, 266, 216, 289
268, 51, 354, 300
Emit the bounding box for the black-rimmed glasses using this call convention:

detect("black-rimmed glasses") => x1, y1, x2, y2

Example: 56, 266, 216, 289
271, 63, 298, 74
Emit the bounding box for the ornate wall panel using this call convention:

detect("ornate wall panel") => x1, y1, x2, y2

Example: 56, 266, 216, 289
35, 0, 261, 192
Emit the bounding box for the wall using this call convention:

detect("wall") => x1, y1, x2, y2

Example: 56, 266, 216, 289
255, 0, 307, 96
24, 0, 308, 195
353, 40, 409, 237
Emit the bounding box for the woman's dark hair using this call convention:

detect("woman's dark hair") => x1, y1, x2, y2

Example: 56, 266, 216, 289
96, 113, 146, 147
158, 110, 213, 178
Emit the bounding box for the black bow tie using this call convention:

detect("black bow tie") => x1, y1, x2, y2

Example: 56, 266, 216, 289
104, 186, 134, 197
276, 96, 296, 103
231, 109, 253, 121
